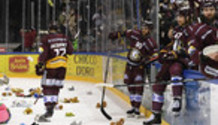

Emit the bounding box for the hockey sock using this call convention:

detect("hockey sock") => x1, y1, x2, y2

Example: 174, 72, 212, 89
134, 94, 142, 109
171, 76, 183, 97
129, 94, 136, 108
152, 93, 164, 113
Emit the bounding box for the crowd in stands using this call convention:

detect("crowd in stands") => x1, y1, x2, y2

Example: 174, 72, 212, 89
2, 0, 213, 52
11, 0, 154, 52
159, 0, 216, 48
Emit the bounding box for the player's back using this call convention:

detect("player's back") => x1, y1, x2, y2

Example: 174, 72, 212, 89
40, 33, 73, 69
46, 33, 71, 58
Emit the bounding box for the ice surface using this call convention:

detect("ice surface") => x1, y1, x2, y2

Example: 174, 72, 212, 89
0, 78, 146, 125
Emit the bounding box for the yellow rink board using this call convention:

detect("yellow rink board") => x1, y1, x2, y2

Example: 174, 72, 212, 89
0, 54, 103, 82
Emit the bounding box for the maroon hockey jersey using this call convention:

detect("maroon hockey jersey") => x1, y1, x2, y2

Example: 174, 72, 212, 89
159, 24, 195, 66
39, 33, 73, 69
172, 25, 195, 51
189, 22, 218, 65
124, 30, 158, 65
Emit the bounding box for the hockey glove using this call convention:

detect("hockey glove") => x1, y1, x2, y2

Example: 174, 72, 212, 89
177, 49, 188, 57
158, 49, 167, 63
162, 51, 178, 61
35, 62, 44, 76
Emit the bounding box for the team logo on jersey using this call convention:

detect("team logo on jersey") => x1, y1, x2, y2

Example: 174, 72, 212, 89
174, 32, 183, 40
129, 48, 142, 62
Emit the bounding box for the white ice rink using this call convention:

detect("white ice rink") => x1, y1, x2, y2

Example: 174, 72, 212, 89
0, 78, 146, 125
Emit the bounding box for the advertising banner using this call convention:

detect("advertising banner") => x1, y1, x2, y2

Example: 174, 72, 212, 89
0, 55, 38, 77
0, 54, 103, 82
67, 54, 103, 82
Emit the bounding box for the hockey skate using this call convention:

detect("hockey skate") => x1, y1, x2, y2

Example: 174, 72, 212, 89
127, 108, 142, 118
35, 105, 54, 122
134, 109, 142, 119
172, 98, 182, 117
35, 111, 53, 122
143, 113, 161, 125
36, 114, 51, 122
127, 108, 135, 118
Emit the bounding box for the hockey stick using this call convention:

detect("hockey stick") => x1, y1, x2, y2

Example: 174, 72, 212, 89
34, 98, 40, 105
144, 56, 159, 65
96, 77, 217, 88
100, 52, 112, 120
31, 71, 48, 125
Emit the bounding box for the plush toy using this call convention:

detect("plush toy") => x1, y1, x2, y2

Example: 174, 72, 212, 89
0, 103, 11, 124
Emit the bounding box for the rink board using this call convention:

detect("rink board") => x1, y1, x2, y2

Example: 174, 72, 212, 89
0, 53, 103, 83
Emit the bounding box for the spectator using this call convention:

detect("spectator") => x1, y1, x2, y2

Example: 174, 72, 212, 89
92, 8, 105, 34
68, 8, 77, 39
20, 27, 37, 52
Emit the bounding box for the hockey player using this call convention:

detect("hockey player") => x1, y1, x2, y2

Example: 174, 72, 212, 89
143, 8, 194, 125
109, 20, 158, 117
35, 21, 73, 122
188, 2, 218, 76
